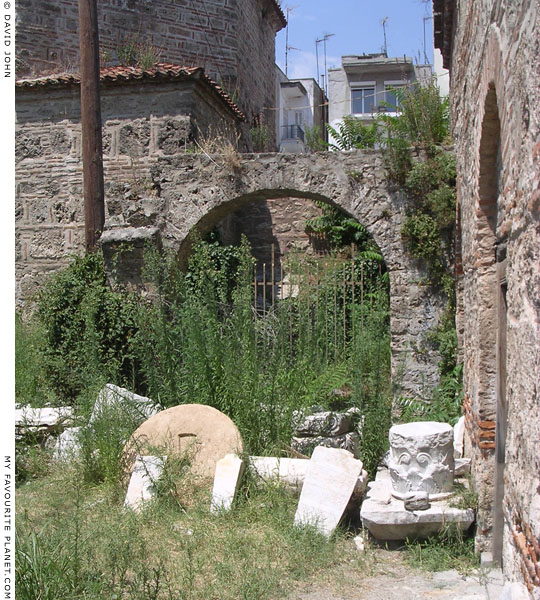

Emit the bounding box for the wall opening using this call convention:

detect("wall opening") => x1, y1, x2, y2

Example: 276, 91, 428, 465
477, 82, 506, 563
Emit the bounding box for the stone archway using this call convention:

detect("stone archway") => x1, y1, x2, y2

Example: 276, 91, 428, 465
144, 149, 447, 401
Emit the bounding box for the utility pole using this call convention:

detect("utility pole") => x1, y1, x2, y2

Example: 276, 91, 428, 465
78, 0, 105, 252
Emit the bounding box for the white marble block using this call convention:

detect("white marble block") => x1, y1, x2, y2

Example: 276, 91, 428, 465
53, 426, 82, 461
211, 453, 244, 513
90, 383, 161, 424
294, 446, 363, 536
388, 421, 455, 500
124, 455, 166, 511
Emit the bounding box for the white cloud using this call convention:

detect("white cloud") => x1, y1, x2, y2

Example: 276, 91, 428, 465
285, 50, 341, 81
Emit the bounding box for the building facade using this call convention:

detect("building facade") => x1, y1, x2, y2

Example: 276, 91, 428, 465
327, 52, 432, 145
15, 64, 244, 302
435, 0, 540, 593
276, 66, 326, 153
15, 0, 285, 147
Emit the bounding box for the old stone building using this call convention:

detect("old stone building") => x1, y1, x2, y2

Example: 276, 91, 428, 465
435, 0, 540, 593
15, 0, 286, 144
15, 63, 244, 301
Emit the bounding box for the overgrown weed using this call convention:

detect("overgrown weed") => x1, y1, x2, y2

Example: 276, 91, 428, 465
404, 524, 478, 575
16, 465, 362, 600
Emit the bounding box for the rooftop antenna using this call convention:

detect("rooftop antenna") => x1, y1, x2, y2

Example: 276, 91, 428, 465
316, 32, 334, 95
381, 17, 388, 56
285, 44, 301, 77
284, 4, 299, 76
423, 16, 433, 65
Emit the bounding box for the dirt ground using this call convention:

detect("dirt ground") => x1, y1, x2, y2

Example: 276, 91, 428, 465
287, 548, 505, 600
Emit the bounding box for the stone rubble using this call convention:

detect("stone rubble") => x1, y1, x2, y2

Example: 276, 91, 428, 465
124, 455, 166, 511
294, 446, 363, 536
211, 453, 244, 513
90, 383, 162, 424
291, 407, 362, 458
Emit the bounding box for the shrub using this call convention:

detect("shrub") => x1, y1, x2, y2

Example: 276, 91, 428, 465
36, 252, 139, 402
326, 116, 381, 150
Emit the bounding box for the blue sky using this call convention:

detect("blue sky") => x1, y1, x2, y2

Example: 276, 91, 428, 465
276, 0, 434, 83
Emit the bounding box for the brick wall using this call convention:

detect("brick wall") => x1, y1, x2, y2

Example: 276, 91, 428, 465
15, 0, 284, 146
15, 77, 241, 301
444, 0, 540, 586
216, 197, 326, 266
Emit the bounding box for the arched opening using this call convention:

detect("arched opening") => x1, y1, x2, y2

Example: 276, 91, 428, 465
173, 191, 391, 474
476, 83, 506, 562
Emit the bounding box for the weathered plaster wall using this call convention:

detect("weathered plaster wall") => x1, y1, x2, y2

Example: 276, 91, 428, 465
449, 0, 540, 588
15, 0, 283, 144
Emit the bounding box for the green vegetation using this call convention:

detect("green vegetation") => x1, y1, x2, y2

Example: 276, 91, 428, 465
116, 35, 162, 70
404, 525, 478, 574
326, 116, 380, 151
16, 452, 365, 600
17, 235, 391, 459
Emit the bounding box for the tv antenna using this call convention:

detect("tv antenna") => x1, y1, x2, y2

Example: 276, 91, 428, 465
316, 32, 335, 94
285, 44, 300, 77
284, 4, 299, 76
381, 17, 388, 56
423, 16, 433, 64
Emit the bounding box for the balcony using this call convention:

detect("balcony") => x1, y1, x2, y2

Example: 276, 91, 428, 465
281, 124, 305, 143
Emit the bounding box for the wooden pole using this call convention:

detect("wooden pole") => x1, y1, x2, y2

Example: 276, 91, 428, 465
78, 0, 105, 252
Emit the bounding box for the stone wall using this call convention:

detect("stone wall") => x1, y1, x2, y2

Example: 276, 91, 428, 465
125, 150, 447, 404
15, 98, 448, 402
215, 197, 326, 265
15, 75, 241, 301
442, 0, 540, 587
15, 0, 284, 145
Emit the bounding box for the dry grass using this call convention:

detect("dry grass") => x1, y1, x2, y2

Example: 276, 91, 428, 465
195, 125, 242, 171
16, 458, 369, 600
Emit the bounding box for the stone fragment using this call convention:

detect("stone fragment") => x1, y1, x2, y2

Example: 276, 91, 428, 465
388, 421, 455, 500
15, 406, 73, 429
124, 455, 166, 511
53, 426, 82, 461
210, 453, 244, 513
90, 383, 161, 424
454, 457, 471, 477
291, 432, 360, 458
498, 582, 530, 600
403, 491, 430, 511
292, 410, 355, 437
360, 468, 474, 541
123, 404, 243, 480
249, 457, 368, 499
353, 534, 365, 551
249, 457, 309, 491
294, 446, 363, 536
454, 416, 465, 458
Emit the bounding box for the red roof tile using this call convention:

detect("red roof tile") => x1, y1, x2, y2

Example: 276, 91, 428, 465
16, 63, 245, 120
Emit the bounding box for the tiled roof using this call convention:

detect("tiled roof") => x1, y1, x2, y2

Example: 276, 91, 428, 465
270, 0, 287, 28
16, 63, 245, 120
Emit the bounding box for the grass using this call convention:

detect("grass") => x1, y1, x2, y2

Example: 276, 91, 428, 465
404, 524, 478, 575
16, 461, 367, 600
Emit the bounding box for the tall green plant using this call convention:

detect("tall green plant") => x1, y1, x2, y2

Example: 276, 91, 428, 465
36, 252, 139, 402
326, 116, 381, 150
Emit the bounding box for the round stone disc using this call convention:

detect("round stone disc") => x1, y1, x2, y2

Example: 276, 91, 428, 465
123, 403, 243, 479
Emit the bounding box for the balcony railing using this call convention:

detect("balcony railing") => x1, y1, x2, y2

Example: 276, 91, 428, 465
281, 124, 305, 143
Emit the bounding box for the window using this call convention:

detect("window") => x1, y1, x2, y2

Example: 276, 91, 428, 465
351, 87, 376, 114
384, 81, 406, 111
